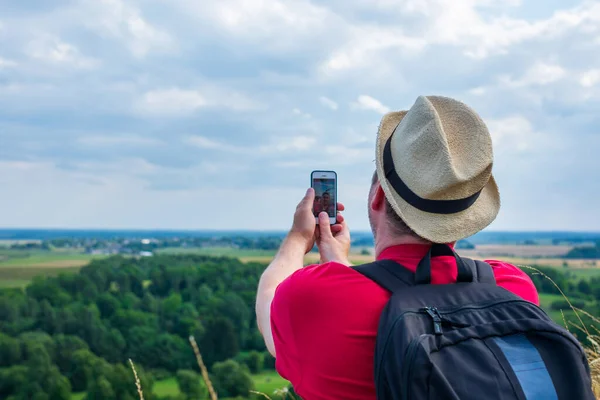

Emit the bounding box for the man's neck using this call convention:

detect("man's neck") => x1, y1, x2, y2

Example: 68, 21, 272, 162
374, 231, 431, 259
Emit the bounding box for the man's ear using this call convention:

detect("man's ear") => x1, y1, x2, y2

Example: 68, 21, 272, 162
370, 183, 386, 212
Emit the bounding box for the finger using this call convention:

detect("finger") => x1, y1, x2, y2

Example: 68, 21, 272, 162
336, 202, 345, 212
318, 212, 333, 239
297, 188, 315, 211
331, 224, 343, 234
333, 218, 349, 235
336, 213, 344, 224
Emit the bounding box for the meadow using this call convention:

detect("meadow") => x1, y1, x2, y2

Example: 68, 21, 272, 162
0, 249, 102, 288
70, 371, 289, 400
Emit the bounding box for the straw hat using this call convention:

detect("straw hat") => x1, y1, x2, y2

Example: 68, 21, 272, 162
375, 95, 500, 243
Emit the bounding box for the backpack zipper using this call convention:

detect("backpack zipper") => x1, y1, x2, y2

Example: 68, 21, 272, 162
423, 307, 443, 335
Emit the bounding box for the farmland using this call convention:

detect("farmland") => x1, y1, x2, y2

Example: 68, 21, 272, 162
1, 242, 600, 289
0, 249, 103, 288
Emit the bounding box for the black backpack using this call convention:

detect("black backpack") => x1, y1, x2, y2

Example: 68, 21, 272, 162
353, 243, 594, 400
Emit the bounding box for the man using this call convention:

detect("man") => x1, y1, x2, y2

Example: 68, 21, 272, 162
319, 191, 335, 217
256, 96, 539, 400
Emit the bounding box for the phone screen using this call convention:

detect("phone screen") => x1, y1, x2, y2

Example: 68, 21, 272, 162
312, 176, 337, 219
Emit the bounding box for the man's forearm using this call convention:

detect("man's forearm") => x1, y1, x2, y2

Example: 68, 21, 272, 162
256, 233, 307, 356
261, 233, 307, 288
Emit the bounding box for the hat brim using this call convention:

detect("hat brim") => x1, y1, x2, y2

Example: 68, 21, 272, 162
375, 111, 501, 243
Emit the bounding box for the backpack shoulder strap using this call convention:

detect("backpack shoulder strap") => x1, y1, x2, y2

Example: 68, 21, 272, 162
461, 257, 496, 285
352, 259, 414, 293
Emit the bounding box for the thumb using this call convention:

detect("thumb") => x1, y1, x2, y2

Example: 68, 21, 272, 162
298, 187, 315, 210
318, 212, 333, 239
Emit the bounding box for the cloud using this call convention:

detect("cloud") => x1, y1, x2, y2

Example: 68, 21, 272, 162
319, 1, 600, 77
136, 87, 262, 116
176, 0, 332, 51
77, 135, 162, 147
352, 95, 390, 114
320, 27, 425, 75
319, 96, 339, 110
1, 0, 600, 230
503, 62, 566, 87
292, 108, 311, 118
185, 134, 317, 155
487, 115, 535, 153
580, 69, 600, 87
137, 88, 207, 116
185, 136, 227, 150
269, 135, 316, 152
80, 0, 173, 57
0, 58, 17, 68
25, 35, 98, 68
212, 0, 326, 33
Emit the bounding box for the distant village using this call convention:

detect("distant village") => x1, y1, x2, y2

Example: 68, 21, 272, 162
9, 235, 285, 256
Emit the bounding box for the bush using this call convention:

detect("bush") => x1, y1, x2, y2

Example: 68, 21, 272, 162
235, 351, 264, 373
149, 368, 171, 381
211, 359, 254, 398
176, 369, 207, 399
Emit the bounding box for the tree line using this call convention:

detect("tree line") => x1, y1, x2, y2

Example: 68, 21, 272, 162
0, 255, 277, 399
565, 241, 600, 259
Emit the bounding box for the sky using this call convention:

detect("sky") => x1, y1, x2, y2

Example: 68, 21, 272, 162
0, 0, 599, 231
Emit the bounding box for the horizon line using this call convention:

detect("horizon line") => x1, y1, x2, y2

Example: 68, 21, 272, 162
1, 228, 599, 234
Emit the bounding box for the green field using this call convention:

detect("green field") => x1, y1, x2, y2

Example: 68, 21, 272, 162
0, 249, 104, 289
0, 266, 83, 288
251, 370, 290, 397
538, 292, 591, 327
0, 250, 98, 267
72, 371, 289, 399
152, 377, 179, 397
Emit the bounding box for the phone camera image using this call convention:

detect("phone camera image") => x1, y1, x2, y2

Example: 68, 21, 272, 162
312, 177, 336, 218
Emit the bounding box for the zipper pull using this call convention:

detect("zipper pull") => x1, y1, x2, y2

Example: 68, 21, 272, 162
423, 307, 443, 335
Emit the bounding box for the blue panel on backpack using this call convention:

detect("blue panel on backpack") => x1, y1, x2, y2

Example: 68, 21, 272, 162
494, 334, 558, 400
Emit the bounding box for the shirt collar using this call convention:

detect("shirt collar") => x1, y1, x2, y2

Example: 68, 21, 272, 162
377, 243, 455, 261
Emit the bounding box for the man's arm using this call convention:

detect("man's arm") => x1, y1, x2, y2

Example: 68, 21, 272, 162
255, 188, 348, 356
256, 234, 308, 356
256, 188, 317, 356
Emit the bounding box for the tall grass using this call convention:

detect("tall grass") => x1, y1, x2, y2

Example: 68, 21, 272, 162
520, 265, 600, 398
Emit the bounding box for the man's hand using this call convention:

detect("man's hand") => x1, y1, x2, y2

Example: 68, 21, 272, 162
316, 206, 351, 265
289, 188, 318, 254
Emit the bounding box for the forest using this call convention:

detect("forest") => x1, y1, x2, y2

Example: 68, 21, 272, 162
1, 253, 599, 399
0, 255, 276, 399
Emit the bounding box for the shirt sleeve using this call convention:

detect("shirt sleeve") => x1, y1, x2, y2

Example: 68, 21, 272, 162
486, 260, 540, 306
270, 265, 319, 388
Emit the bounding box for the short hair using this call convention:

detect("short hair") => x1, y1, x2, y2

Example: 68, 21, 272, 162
371, 171, 421, 237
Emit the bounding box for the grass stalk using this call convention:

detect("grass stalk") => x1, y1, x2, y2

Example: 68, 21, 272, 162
189, 335, 219, 400
128, 359, 144, 400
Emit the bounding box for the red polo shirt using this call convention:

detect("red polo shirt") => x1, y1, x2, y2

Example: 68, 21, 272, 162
270, 244, 539, 400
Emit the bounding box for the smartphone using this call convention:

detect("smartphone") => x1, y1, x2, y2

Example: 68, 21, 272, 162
311, 170, 337, 225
